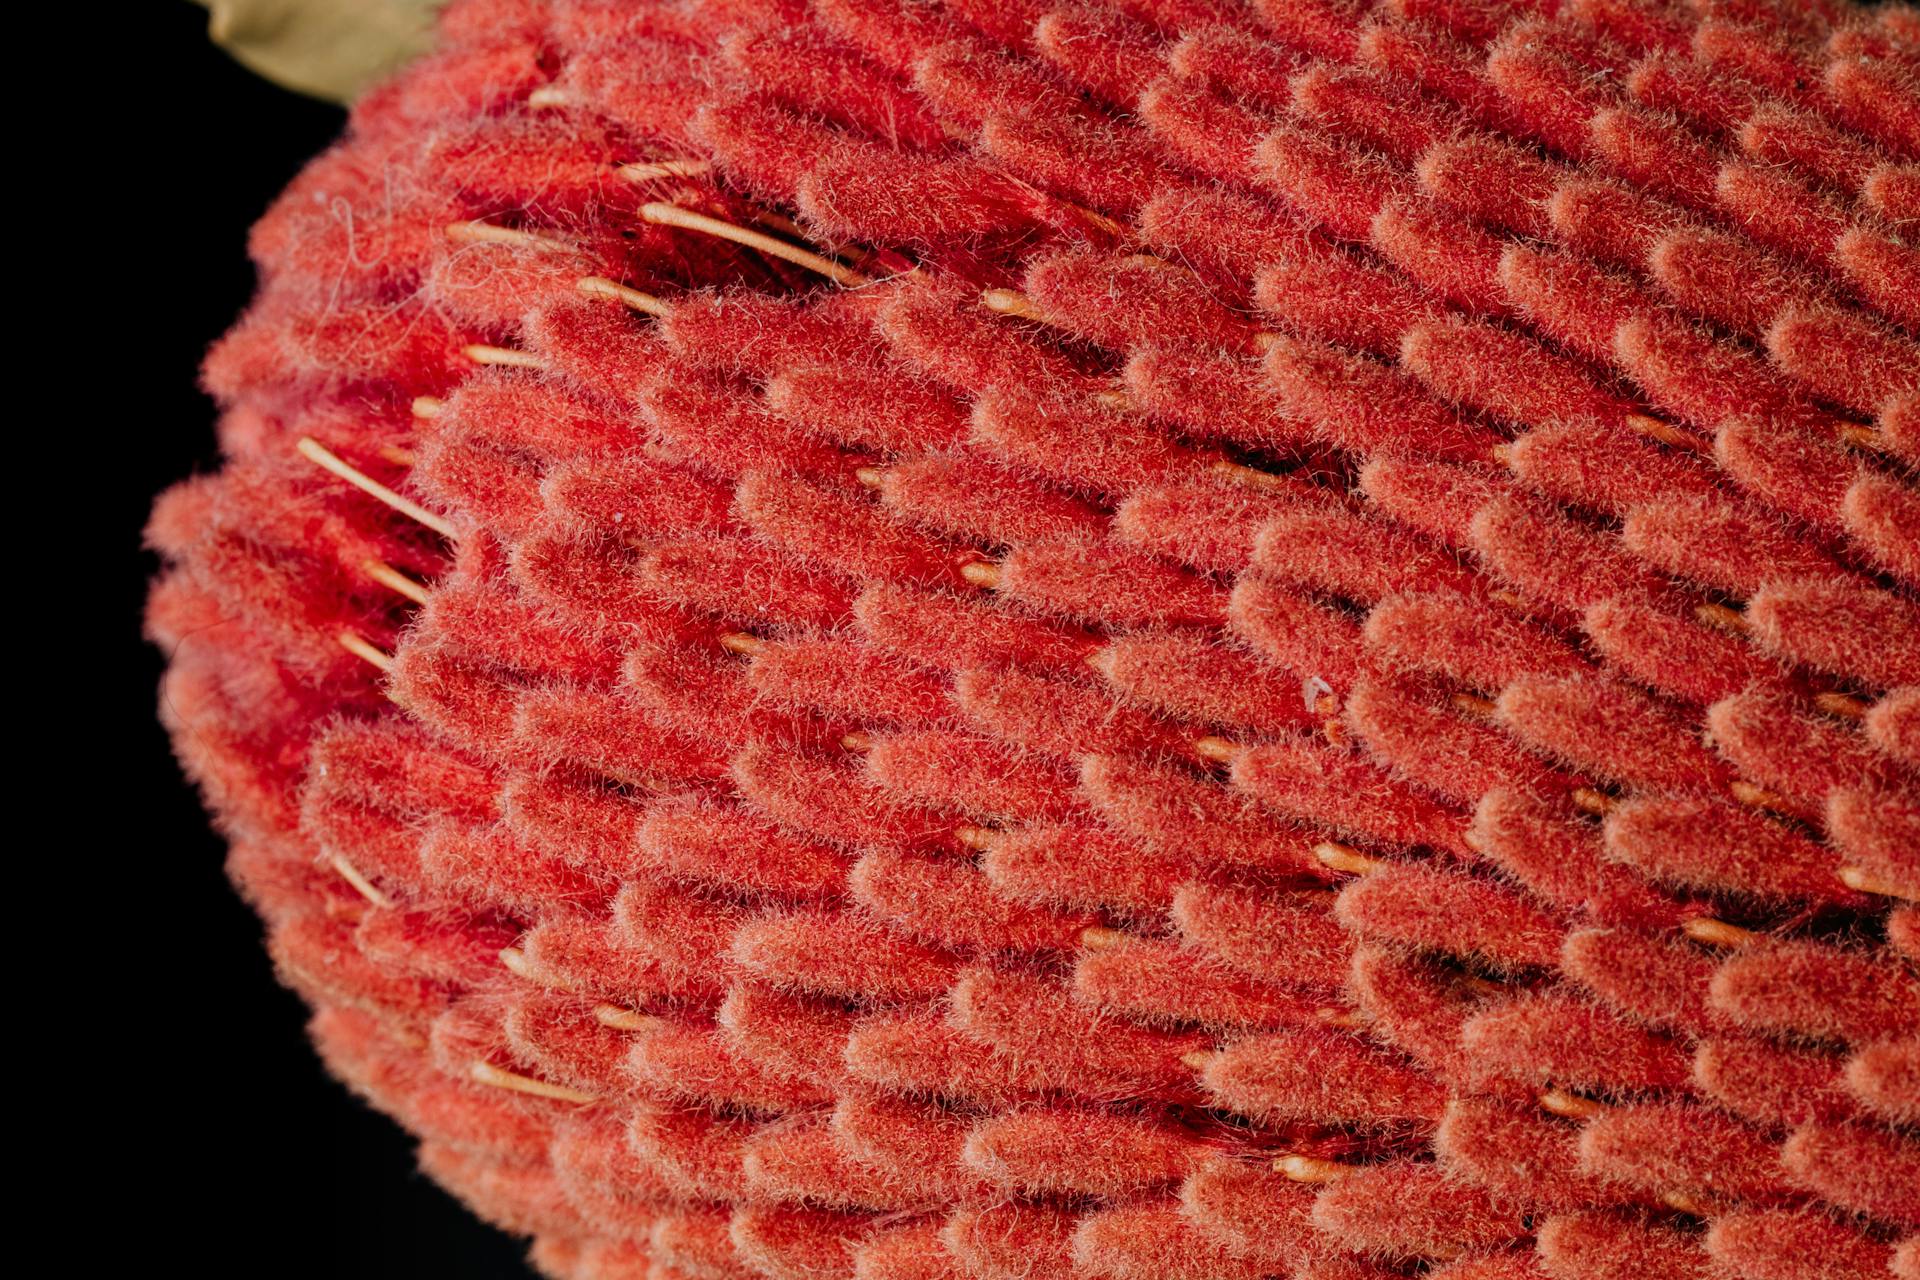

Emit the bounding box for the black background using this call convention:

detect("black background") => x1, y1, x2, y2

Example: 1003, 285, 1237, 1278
107, 5, 534, 1276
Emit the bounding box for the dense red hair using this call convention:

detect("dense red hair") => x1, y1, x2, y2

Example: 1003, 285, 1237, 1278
153, 0, 1918, 1277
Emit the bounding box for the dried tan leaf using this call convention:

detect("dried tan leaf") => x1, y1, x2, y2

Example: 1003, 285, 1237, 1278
193, 0, 440, 103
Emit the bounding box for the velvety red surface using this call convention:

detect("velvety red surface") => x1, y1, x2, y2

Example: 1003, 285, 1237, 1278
150, 0, 1917, 1276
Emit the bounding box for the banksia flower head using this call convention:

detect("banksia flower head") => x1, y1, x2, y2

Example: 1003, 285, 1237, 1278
150, 0, 1919, 1277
